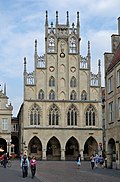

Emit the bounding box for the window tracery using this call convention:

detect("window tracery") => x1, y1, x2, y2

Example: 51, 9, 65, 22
49, 76, 55, 87
29, 104, 40, 125
70, 90, 77, 100
81, 90, 87, 100
67, 105, 77, 126
38, 90, 44, 100
48, 37, 55, 52
70, 76, 76, 87
86, 105, 95, 126
49, 90, 55, 100
69, 37, 77, 53
49, 104, 59, 125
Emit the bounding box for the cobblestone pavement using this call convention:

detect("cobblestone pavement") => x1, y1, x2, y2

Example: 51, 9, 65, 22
0, 160, 120, 182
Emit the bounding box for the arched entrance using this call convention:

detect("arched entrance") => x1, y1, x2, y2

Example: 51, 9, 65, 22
46, 136, 61, 160
0, 138, 7, 155
11, 136, 19, 155
108, 138, 116, 161
28, 136, 42, 159
65, 136, 79, 161
83, 136, 98, 160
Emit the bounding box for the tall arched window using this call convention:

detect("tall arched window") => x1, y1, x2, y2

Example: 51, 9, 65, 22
70, 90, 77, 100
38, 89, 44, 100
67, 105, 77, 126
70, 76, 77, 87
48, 37, 55, 52
49, 90, 55, 100
49, 104, 59, 125
29, 104, 41, 125
49, 76, 55, 87
69, 37, 77, 53
86, 105, 95, 126
81, 90, 87, 100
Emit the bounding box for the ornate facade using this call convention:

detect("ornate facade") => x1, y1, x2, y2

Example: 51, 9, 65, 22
104, 17, 120, 168
19, 12, 103, 160
0, 83, 13, 154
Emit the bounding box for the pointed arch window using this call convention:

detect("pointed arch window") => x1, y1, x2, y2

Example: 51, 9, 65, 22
70, 76, 77, 87
49, 76, 55, 87
67, 105, 77, 126
81, 90, 87, 100
69, 37, 77, 53
38, 89, 44, 100
49, 90, 55, 100
29, 104, 41, 125
86, 105, 95, 126
70, 90, 77, 100
48, 37, 55, 52
49, 104, 59, 125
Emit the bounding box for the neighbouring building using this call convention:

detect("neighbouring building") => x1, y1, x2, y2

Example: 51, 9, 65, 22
104, 17, 120, 169
0, 83, 13, 155
18, 11, 103, 160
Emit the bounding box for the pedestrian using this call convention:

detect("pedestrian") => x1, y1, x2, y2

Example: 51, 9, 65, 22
90, 154, 95, 170
94, 154, 99, 168
3, 153, 7, 168
21, 154, 29, 178
99, 155, 104, 168
30, 156, 37, 178
76, 154, 81, 168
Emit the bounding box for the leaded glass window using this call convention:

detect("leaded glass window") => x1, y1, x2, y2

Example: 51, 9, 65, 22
38, 89, 44, 100
70, 76, 76, 87
81, 90, 87, 100
86, 105, 95, 126
67, 105, 77, 126
49, 104, 59, 125
29, 104, 40, 125
70, 90, 77, 100
49, 90, 55, 100
49, 76, 55, 87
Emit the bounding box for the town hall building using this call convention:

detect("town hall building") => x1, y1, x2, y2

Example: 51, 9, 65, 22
18, 11, 103, 160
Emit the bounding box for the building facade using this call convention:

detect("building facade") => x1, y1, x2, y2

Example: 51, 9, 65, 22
104, 17, 120, 168
19, 12, 103, 160
0, 83, 13, 154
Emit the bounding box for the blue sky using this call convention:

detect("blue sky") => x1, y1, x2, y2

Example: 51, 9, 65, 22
0, 0, 120, 116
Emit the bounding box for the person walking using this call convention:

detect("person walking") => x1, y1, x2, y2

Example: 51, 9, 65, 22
76, 154, 81, 168
90, 154, 95, 170
21, 154, 29, 178
3, 153, 7, 168
30, 156, 37, 178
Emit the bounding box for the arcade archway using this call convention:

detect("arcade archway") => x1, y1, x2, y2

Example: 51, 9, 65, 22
83, 136, 98, 160
65, 136, 79, 161
0, 138, 7, 155
46, 136, 61, 160
108, 138, 116, 161
28, 136, 42, 159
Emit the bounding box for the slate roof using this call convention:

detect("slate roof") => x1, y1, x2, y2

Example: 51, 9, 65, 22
107, 43, 120, 72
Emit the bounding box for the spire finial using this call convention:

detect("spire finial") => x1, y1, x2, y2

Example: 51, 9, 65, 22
56, 11, 58, 25
4, 82, 6, 96
77, 11, 80, 27
88, 41, 90, 55
24, 57, 27, 72
98, 59, 101, 73
66, 11, 69, 26
35, 39, 37, 54
45, 10, 48, 26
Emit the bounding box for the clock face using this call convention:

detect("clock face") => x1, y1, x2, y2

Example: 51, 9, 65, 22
49, 66, 55, 72
70, 67, 76, 73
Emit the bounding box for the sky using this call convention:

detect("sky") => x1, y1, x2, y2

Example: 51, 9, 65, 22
0, 0, 120, 117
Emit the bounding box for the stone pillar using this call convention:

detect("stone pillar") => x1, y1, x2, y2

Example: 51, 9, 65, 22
80, 150, 84, 160
42, 149, 47, 160
106, 153, 112, 169
61, 149, 65, 160
116, 142, 120, 169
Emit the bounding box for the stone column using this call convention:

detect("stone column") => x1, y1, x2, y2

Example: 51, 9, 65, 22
116, 142, 120, 169
61, 149, 65, 160
42, 149, 47, 160
80, 150, 84, 160
106, 153, 112, 169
